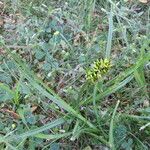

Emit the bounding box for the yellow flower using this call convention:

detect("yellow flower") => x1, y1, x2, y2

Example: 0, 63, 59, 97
86, 58, 112, 82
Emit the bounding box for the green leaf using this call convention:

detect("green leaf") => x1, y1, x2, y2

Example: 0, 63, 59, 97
0, 73, 12, 84
42, 62, 52, 71
50, 143, 60, 150
20, 82, 31, 95
0, 83, 15, 102
121, 138, 133, 150
0, 90, 13, 102
26, 113, 36, 125
35, 50, 45, 60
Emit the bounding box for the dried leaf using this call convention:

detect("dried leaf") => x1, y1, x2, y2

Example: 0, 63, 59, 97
0, 108, 20, 119
0, 17, 4, 26
31, 105, 38, 112
139, 0, 148, 3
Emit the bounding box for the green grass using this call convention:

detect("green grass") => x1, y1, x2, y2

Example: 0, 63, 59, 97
0, 0, 150, 149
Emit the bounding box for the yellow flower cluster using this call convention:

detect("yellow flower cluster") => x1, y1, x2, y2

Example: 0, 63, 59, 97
86, 58, 112, 83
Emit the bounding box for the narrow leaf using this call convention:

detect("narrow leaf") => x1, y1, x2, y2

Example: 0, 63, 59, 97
109, 100, 120, 150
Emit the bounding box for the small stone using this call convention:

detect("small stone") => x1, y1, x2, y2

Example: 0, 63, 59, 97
143, 100, 149, 107
12, 123, 16, 129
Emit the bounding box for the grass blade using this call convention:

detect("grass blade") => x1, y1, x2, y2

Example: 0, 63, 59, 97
35, 132, 71, 139
7, 118, 65, 141
5, 142, 18, 150
109, 100, 120, 150
106, 5, 113, 59
81, 75, 133, 105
